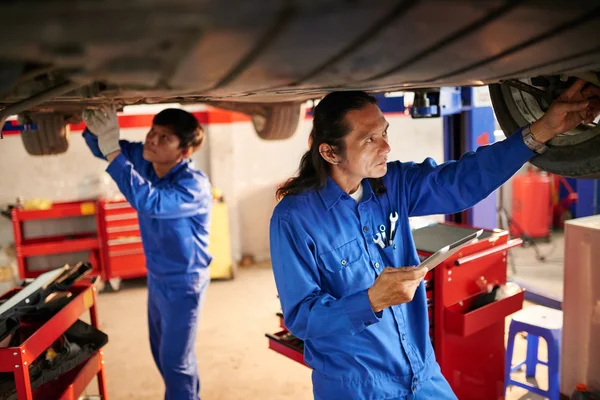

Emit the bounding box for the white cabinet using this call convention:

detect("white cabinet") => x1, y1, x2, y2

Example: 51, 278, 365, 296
562, 215, 600, 393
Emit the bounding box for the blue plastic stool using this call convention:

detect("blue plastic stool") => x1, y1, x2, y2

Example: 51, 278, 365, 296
505, 305, 563, 400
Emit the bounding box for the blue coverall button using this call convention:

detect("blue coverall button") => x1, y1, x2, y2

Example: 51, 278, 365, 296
363, 226, 369, 232
341, 260, 347, 266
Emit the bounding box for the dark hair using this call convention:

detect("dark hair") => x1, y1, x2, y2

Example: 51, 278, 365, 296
276, 91, 378, 200
153, 108, 204, 150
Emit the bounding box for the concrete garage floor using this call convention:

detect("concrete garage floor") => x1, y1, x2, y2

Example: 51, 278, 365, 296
86, 264, 312, 400
509, 232, 565, 302
83, 249, 562, 400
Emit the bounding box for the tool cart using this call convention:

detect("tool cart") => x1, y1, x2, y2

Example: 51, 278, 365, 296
267, 223, 524, 400
0, 262, 108, 399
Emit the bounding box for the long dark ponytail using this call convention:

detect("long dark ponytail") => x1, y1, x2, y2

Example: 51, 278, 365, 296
276, 91, 378, 200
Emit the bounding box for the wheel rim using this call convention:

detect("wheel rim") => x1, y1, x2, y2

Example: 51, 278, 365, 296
503, 78, 600, 147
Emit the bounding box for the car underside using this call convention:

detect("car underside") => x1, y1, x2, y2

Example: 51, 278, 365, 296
0, 0, 599, 175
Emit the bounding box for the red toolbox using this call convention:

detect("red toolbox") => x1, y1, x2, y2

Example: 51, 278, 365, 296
266, 223, 524, 400
96, 199, 146, 290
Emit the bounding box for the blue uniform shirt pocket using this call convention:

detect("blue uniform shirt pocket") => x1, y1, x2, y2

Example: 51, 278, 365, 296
381, 243, 403, 268
318, 239, 372, 297
319, 238, 363, 273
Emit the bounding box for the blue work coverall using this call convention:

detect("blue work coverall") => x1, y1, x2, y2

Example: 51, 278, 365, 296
270, 130, 536, 400
84, 130, 213, 400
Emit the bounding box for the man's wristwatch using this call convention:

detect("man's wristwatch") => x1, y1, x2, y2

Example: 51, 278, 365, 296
521, 124, 548, 154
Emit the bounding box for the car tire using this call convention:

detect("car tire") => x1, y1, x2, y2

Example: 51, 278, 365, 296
252, 103, 303, 140
489, 82, 600, 178
19, 113, 70, 155
211, 101, 304, 140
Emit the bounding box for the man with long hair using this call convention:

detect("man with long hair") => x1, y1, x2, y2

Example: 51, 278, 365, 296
270, 81, 599, 399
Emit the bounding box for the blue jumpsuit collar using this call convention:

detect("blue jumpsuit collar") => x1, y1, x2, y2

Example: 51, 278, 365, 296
318, 176, 375, 210
156, 158, 190, 182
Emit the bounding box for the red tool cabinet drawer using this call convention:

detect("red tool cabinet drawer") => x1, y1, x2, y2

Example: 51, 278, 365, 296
444, 289, 524, 337
106, 224, 141, 239
104, 212, 138, 224
107, 239, 143, 253
266, 330, 307, 367
102, 202, 137, 222
102, 201, 135, 212
109, 251, 146, 278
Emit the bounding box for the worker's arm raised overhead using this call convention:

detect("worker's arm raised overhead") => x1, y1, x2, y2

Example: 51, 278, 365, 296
398, 130, 535, 218
399, 79, 599, 218
106, 155, 211, 219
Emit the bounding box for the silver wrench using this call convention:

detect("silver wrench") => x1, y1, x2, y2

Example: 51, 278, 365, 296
379, 225, 387, 243
373, 233, 385, 249
389, 212, 399, 245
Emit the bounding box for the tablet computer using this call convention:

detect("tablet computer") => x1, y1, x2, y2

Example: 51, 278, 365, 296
418, 229, 483, 271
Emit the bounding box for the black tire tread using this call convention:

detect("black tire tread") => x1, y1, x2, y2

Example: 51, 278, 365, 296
20, 113, 69, 155
255, 103, 302, 140
489, 83, 600, 178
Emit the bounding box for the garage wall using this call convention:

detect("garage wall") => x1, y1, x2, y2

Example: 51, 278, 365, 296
208, 114, 445, 263
0, 132, 113, 246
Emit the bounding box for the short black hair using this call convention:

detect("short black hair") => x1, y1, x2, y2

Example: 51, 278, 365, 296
153, 108, 204, 150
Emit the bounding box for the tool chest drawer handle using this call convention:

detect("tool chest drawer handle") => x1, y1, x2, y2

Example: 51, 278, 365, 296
103, 202, 134, 210
106, 224, 140, 233
107, 237, 142, 246
454, 239, 523, 266
109, 248, 145, 257
105, 213, 139, 221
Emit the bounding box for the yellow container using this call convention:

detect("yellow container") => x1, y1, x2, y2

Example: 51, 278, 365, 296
208, 200, 235, 280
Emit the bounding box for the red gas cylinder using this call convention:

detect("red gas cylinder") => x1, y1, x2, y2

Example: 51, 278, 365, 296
511, 168, 552, 239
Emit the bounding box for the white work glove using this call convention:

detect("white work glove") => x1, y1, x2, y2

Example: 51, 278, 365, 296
82, 104, 121, 156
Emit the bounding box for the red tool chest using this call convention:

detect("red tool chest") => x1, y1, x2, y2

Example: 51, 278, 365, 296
267, 223, 524, 399
96, 199, 146, 289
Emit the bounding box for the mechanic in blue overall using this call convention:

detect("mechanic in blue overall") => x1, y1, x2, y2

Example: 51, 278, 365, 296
270, 80, 600, 399
82, 105, 212, 400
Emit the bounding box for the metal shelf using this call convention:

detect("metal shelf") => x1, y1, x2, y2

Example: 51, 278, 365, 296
19, 237, 99, 257
12, 201, 97, 221
34, 352, 103, 400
